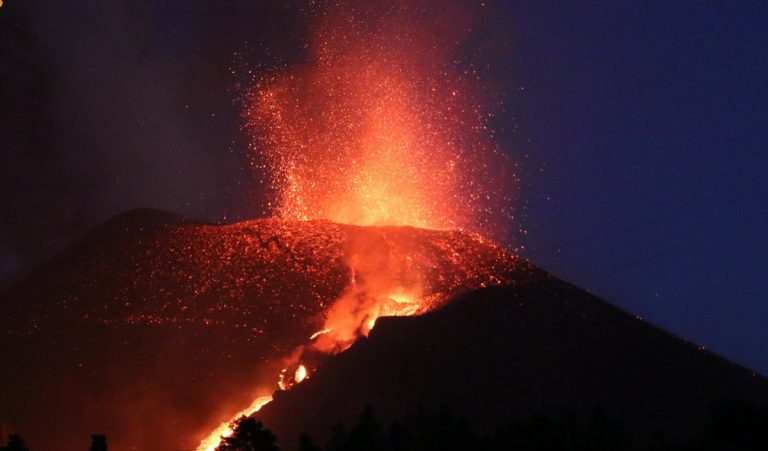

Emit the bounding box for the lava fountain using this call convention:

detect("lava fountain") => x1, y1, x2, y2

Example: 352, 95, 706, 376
244, 0, 511, 232
197, 1, 514, 449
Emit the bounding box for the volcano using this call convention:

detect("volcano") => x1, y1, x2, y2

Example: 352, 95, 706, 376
0, 208, 523, 451
2, 209, 766, 450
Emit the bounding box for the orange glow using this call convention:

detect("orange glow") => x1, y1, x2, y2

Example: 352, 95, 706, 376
196, 395, 273, 451
192, 222, 519, 450
245, 1, 512, 235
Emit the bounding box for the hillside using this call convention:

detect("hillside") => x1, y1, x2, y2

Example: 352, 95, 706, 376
0, 208, 522, 451
255, 278, 768, 449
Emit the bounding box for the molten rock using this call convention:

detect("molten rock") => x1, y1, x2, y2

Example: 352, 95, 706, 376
0, 208, 524, 451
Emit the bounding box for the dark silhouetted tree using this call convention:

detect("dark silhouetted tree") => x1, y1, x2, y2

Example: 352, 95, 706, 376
390, 405, 480, 451
3, 434, 29, 451
89, 434, 108, 451
346, 405, 383, 451
216, 416, 279, 451
499, 414, 572, 451
387, 420, 412, 450
296, 433, 321, 451
325, 423, 347, 451
580, 407, 630, 451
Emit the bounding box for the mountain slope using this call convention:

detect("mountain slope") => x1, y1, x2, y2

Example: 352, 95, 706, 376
255, 276, 768, 449
0, 208, 522, 451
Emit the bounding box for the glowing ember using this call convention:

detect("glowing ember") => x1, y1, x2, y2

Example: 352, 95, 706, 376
295, 365, 308, 383
310, 328, 332, 340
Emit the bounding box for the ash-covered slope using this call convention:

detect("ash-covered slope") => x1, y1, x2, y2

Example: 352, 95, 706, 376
0, 208, 522, 451
256, 275, 768, 449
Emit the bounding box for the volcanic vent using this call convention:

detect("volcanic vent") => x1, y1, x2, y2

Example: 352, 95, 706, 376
0, 208, 526, 451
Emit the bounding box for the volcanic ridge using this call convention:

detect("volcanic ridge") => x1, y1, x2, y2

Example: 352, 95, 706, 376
1, 209, 766, 450
0, 208, 523, 450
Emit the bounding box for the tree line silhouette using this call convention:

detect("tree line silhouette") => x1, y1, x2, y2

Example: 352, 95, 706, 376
0, 433, 106, 451
217, 405, 628, 451
215, 400, 768, 451
2, 400, 766, 450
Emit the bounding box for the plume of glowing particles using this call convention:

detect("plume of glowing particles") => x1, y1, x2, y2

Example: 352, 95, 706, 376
244, 0, 512, 234
198, 2, 516, 448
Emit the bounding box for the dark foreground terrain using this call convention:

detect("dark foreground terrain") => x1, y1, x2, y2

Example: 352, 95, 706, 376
256, 279, 768, 450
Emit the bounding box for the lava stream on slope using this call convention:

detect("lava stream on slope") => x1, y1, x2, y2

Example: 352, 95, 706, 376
0, 211, 526, 451
192, 217, 524, 450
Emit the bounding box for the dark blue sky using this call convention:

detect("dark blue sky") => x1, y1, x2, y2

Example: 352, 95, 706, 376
501, 1, 768, 374
1, 1, 766, 373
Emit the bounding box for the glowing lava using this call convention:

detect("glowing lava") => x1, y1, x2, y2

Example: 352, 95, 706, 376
245, 0, 511, 234
295, 365, 308, 383
187, 218, 518, 448
197, 2, 514, 449
197, 395, 273, 451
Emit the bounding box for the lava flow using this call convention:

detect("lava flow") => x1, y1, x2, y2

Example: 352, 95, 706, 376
197, 1, 515, 449
191, 222, 519, 450
196, 395, 273, 451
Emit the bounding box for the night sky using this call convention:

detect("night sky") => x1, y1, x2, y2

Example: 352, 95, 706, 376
1, 0, 766, 376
